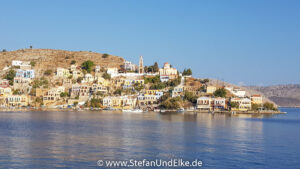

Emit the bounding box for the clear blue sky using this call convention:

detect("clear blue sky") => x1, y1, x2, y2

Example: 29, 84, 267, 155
1, 0, 300, 86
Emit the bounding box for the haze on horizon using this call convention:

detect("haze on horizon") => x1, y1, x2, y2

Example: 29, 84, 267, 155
1, 0, 299, 86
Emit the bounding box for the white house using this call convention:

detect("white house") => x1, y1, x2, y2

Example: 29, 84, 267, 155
107, 68, 118, 75
124, 60, 137, 72
159, 62, 178, 80
230, 97, 252, 111
12, 60, 23, 66
213, 97, 226, 110
197, 97, 212, 111
225, 87, 246, 97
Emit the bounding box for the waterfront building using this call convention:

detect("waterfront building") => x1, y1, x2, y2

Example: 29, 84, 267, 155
138, 91, 163, 107
251, 94, 263, 105
197, 97, 212, 111
43, 86, 65, 105
230, 97, 252, 111
103, 96, 137, 109
6, 95, 28, 107
213, 97, 226, 110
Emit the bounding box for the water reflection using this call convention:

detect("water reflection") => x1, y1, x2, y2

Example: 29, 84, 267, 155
0, 110, 299, 168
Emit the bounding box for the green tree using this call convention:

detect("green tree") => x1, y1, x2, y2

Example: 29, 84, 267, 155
60, 92, 69, 97
252, 103, 260, 111
144, 75, 160, 84
182, 68, 192, 76
13, 89, 21, 95
230, 102, 239, 109
89, 98, 102, 108
102, 53, 109, 58
4, 69, 16, 85
30, 61, 36, 67
263, 102, 277, 111
184, 91, 198, 104
201, 78, 209, 84
153, 62, 159, 72
96, 91, 104, 96
102, 72, 111, 80
214, 88, 227, 98
134, 83, 144, 92
77, 77, 83, 83
81, 60, 94, 73
113, 89, 122, 95
160, 97, 182, 109
150, 82, 167, 90
44, 69, 53, 76
71, 60, 76, 64
197, 86, 206, 92
30, 45, 33, 49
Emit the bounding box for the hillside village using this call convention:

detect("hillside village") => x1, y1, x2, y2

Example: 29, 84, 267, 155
0, 49, 278, 113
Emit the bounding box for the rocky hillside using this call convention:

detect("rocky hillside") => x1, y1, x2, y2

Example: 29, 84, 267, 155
247, 84, 300, 107
0, 48, 124, 77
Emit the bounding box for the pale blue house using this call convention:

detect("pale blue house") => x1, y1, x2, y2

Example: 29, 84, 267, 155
16, 69, 35, 79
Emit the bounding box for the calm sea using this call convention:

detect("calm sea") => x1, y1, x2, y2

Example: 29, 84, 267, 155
0, 108, 299, 168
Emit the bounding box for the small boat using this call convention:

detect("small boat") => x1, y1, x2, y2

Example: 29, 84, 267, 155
160, 109, 166, 113
122, 109, 143, 113
177, 108, 185, 113
103, 107, 117, 111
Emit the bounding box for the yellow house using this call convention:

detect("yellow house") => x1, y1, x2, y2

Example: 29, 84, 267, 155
0, 87, 12, 97
251, 95, 263, 105
102, 96, 137, 109
230, 97, 252, 111
124, 79, 144, 88
145, 89, 159, 95
56, 68, 71, 78
6, 95, 29, 107
111, 77, 125, 87
159, 62, 178, 80
96, 77, 110, 87
206, 86, 216, 94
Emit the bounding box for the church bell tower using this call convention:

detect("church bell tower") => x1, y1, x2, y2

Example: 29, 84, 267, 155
139, 56, 144, 74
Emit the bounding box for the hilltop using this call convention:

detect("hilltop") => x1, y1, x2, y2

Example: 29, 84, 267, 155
247, 84, 300, 107
0, 48, 124, 77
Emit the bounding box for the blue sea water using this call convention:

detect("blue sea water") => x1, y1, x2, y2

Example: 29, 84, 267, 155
0, 108, 299, 168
